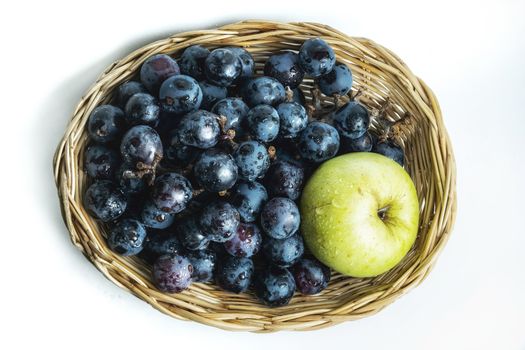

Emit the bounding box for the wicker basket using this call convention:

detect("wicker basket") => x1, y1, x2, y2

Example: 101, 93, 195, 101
53, 20, 457, 332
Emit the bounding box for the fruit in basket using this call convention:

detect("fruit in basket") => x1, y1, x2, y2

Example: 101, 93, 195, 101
291, 258, 331, 295
198, 81, 228, 110
262, 232, 304, 267
84, 180, 127, 222
276, 102, 308, 139
153, 254, 193, 293
124, 92, 160, 127
107, 219, 147, 256
178, 45, 210, 81
84, 144, 119, 180
234, 140, 270, 181
224, 222, 262, 258
333, 101, 370, 139
298, 38, 336, 77
115, 81, 147, 108
204, 48, 242, 87
120, 125, 163, 169
246, 104, 280, 143
230, 180, 268, 223
87, 105, 125, 143
241, 76, 285, 107
373, 140, 405, 166
300, 152, 418, 277
140, 54, 180, 94
176, 110, 220, 149
194, 148, 238, 192
297, 122, 340, 163
216, 256, 254, 293
260, 197, 300, 240
199, 201, 240, 242
159, 75, 202, 114
317, 63, 353, 96
264, 52, 305, 89
254, 266, 296, 307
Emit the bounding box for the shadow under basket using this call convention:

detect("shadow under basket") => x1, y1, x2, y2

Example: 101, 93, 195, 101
53, 20, 457, 332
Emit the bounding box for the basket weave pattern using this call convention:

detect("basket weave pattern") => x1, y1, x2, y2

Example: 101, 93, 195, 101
53, 21, 457, 332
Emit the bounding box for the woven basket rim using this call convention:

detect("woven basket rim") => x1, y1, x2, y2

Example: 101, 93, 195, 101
53, 20, 457, 332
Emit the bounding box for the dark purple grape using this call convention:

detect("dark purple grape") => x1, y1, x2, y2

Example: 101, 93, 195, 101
233, 141, 270, 181
87, 105, 125, 143
211, 98, 249, 134
177, 216, 210, 250
199, 201, 240, 242
254, 266, 295, 307
153, 254, 193, 293
230, 180, 268, 223
84, 144, 119, 180
224, 222, 262, 258
194, 149, 238, 192
115, 162, 146, 195
178, 45, 210, 80
373, 140, 404, 166
227, 47, 254, 79
297, 122, 340, 163
260, 197, 300, 240
84, 180, 127, 222
241, 76, 286, 107
120, 125, 163, 169
216, 256, 253, 293
142, 231, 182, 263
264, 52, 305, 89
340, 131, 373, 153
140, 54, 180, 94
262, 232, 304, 267
107, 219, 147, 256
298, 38, 336, 78
204, 48, 242, 87
164, 129, 201, 167
115, 81, 147, 108
124, 92, 160, 127
187, 249, 216, 282
292, 258, 330, 295
176, 110, 220, 149
159, 75, 202, 114
333, 101, 370, 139
317, 63, 353, 96
198, 81, 227, 110
151, 173, 193, 214
246, 104, 280, 143
141, 200, 175, 229
264, 160, 304, 200
276, 102, 308, 139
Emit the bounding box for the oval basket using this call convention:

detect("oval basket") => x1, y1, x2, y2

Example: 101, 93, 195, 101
53, 20, 457, 332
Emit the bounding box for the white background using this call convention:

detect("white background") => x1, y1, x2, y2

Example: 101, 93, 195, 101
1, 0, 524, 349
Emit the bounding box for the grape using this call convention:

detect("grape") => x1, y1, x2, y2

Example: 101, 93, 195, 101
260, 197, 300, 240
199, 201, 240, 242
297, 122, 340, 163
292, 258, 330, 295
211, 97, 249, 134
317, 63, 353, 96
224, 222, 262, 258
264, 160, 304, 200
124, 92, 160, 127
216, 256, 253, 293
141, 200, 175, 229
140, 54, 180, 94
178, 45, 210, 80
107, 219, 147, 256
233, 141, 270, 182
120, 125, 163, 169
204, 48, 242, 87
276, 102, 308, 138
340, 131, 373, 153
153, 254, 193, 293
84, 144, 119, 180
230, 180, 268, 223
254, 266, 295, 307
151, 173, 193, 213
198, 81, 227, 110
373, 140, 404, 166
176, 110, 220, 149
227, 47, 254, 79
246, 104, 280, 143
241, 76, 285, 107
262, 232, 304, 267
187, 249, 216, 282
194, 149, 238, 192
115, 81, 147, 108
159, 75, 202, 114
298, 38, 336, 78
84, 180, 127, 222
115, 162, 146, 195
141, 231, 182, 263
177, 216, 210, 250
264, 52, 305, 89
164, 129, 201, 167
87, 105, 125, 143
332, 101, 370, 139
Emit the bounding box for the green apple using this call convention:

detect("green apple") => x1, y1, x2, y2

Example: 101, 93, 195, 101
300, 152, 419, 277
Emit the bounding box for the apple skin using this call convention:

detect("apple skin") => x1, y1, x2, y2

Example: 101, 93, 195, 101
300, 152, 419, 277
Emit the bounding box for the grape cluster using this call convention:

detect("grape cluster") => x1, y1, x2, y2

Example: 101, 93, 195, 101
83, 38, 404, 307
